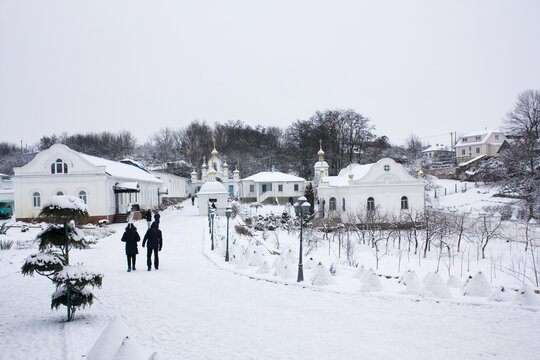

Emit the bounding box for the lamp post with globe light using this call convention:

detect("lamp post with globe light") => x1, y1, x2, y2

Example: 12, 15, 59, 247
210, 209, 215, 251
294, 196, 311, 282
225, 206, 232, 261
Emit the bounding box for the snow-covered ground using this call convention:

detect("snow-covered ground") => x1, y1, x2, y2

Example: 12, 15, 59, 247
1, 195, 539, 359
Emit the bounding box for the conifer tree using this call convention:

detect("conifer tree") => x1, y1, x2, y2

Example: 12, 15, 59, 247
21, 195, 103, 321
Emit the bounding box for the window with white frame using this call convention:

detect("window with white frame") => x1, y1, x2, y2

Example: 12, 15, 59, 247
367, 197, 375, 211
401, 196, 408, 210
51, 158, 68, 174
249, 184, 254, 193
33, 192, 41, 207
329, 197, 336, 211
278, 184, 283, 192
78, 191, 87, 204
294, 184, 299, 192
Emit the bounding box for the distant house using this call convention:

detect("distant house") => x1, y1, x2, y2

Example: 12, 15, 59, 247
422, 144, 454, 165
12, 144, 162, 223
239, 170, 306, 204
455, 130, 506, 164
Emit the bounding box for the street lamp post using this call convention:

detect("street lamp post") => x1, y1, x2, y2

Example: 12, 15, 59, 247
225, 206, 232, 261
210, 209, 215, 251
294, 196, 310, 283
208, 202, 211, 234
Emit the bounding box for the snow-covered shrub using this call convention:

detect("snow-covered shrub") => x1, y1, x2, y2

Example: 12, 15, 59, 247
235, 255, 250, 270
353, 265, 367, 280
421, 272, 452, 299
274, 260, 295, 279
399, 270, 418, 286
257, 261, 270, 274
447, 275, 462, 288
487, 285, 514, 302
360, 269, 382, 292
402, 277, 422, 295
235, 225, 253, 237
311, 262, 333, 286
463, 271, 491, 297
512, 284, 540, 306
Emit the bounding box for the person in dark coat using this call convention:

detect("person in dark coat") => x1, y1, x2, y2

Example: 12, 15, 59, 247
145, 209, 152, 229
121, 223, 140, 272
142, 222, 163, 271
154, 211, 160, 225
191, 195, 195, 206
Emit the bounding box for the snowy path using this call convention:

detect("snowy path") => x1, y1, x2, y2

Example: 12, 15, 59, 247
1, 202, 539, 359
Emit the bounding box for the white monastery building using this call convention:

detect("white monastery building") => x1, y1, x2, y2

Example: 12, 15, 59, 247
315, 147, 425, 222
239, 169, 306, 204
12, 144, 162, 223
150, 171, 190, 204
190, 147, 240, 197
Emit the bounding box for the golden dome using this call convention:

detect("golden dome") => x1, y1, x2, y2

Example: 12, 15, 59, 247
202, 163, 208, 169
418, 169, 424, 177
211, 147, 218, 156
348, 173, 354, 180
191, 170, 197, 175
318, 149, 325, 156
233, 168, 240, 174
208, 170, 217, 175
223, 162, 229, 168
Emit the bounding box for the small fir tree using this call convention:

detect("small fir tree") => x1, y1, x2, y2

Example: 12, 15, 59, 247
304, 183, 315, 215
21, 195, 103, 321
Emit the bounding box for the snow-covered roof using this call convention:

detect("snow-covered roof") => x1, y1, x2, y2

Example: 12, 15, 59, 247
43, 195, 88, 212
422, 145, 450, 153
80, 153, 161, 183
458, 154, 486, 167
323, 163, 374, 187
462, 129, 502, 138
242, 171, 306, 183
197, 181, 228, 195
114, 182, 140, 191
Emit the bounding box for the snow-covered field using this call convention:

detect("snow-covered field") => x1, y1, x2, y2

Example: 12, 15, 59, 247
1, 181, 539, 359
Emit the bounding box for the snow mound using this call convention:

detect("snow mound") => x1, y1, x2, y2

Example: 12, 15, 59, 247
463, 272, 491, 297
399, 270, 418, 286
304, 256, 317, 270
274, 261, 295, 279
148, 352, 163, 360
360, 269, 382, 292
235, 255, 250, 270
256, 261, 270, 274
112, 336, 147, 360
248, 250, 265, 267
447, 275, 462, 288
311, 262, 333, 286
86, 317, 129, 360
402, 277, 422, 295
513, 284, 540, 306
282, 249, 297, 265
421, 273, 452, 299
353, 265, 367, 280
488, 285, 514, 302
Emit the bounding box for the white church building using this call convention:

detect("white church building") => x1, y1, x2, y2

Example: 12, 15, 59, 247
315, 146, 425, 222
190, 147, 240, 197
12, 144, 163, 223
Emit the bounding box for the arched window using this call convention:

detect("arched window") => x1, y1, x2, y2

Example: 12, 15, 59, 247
33, 192, 41, 207
56, 191, 64, 196
329, 197, 336, 211
367, 197, 375, 211
342, 198, 346, 211
51, 158, 68, 174
79, 191, 87, 204
401, 196, 409, 210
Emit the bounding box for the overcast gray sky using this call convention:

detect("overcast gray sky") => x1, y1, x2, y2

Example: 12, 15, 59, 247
1, 0, 539, 148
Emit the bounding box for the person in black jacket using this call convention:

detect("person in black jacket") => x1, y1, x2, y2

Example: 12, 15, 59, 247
121, 223, 140, 272
142, 222, 163, 271
154, 211, 160, 225
145, 209, 152, 229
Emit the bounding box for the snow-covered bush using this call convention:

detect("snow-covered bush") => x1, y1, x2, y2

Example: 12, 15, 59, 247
512, 284, 540, 306
20, 195, 102, 321
463, 271, 491, 297
421, 272, 452, 299
311, 262, 333, 286
487, 286, 514, 302
360, 269, 382, 292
